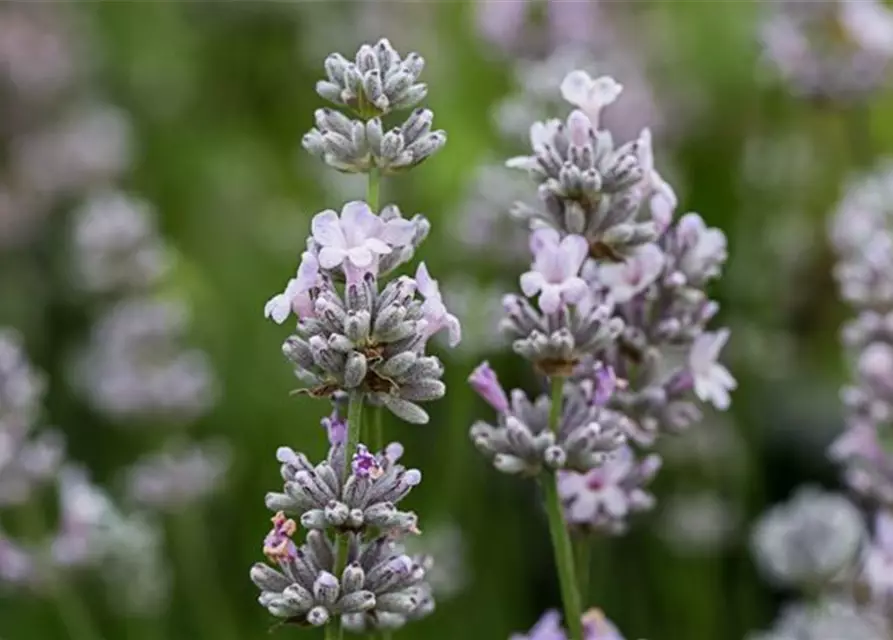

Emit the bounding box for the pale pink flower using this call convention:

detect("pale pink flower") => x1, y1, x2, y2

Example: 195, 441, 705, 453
520, 228, 589, 313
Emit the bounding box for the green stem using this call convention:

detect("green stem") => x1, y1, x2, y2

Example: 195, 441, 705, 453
367, 168, 380, 211
542, 376, 584, 640
573, 535, 591, 605
17, 501, 104, 640
330, 392, 365, 640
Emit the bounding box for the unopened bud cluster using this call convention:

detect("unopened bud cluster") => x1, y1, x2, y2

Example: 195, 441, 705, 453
303, 39, 446, 175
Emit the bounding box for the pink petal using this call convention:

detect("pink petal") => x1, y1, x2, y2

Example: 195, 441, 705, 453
519, 271, 545, 297
601, 487, 629, 518
636, 128, 654, 173
876, 511, 893, 549
566, 110, 592, 147
296, 252, 319, 289
364, 238, 392, 255
446, 314, 462, 347
561, 277, 589, 305
311, 210, 346, 248
318, 246, 346, 269
380, 218, 416, 246
347, 245, 374, 268
415, 262, 435, 297
539, 285, 562, 313
341, 201, 380, 238
560, 70, 594, 108
264, 293, 290, 324
529, 227, 560, 256
561, 234, 590, 274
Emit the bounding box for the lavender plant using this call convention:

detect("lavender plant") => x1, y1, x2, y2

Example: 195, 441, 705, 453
253, 39, 455, 638
469, 69, 734, 640
748, 160, 893, 637
0, 328, 170, 633
760, 0, 893, 103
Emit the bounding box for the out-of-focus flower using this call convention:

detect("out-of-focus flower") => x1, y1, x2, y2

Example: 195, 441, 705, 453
402, 522, 468, 601
0, 529, 34, 586
748, 598, 890, 640
861, 510, 893, 602
659, 492, 739, 555
72, 297, 217, 423
0, 329, 64, 507
751, 487, 865, 588
11, 103, 131, 197
439, 279, 509, 356
760, 0, 893, 102
447, 164, 532, 266
0, 4, 81, 108
70, 191, 170, 295
124, 441, 230, 512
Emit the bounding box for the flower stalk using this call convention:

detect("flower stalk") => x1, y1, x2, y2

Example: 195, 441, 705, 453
542, 376, 584, 640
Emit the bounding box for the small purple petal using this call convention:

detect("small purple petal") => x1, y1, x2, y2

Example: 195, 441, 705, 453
468, 361, 510, 414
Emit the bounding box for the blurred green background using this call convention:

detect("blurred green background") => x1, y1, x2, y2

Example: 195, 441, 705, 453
1, 1, 890, 638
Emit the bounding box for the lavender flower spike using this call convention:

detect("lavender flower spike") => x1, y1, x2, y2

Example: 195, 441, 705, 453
520, 228, 589, 313
468, 361, 510, 414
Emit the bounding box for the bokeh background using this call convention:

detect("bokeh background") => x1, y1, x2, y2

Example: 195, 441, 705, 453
0, 1, 889, 639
